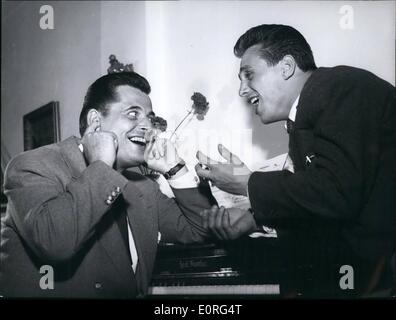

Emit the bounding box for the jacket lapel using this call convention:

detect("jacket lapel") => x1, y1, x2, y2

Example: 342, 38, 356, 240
122, 178, 158, 294
58, 136, 136, 288
95, 204, 136, 287
289, 129, 315, 171
289, 94, 318, 172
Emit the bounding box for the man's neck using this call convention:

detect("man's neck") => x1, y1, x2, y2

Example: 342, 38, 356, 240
292, 70, 312, 102
286, 70, 313, 115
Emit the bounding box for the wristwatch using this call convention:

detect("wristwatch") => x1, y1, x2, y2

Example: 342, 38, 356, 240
163, 160, 186, 180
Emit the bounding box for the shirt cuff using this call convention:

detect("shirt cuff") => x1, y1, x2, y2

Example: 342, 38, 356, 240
249, 226, 278, 238
167, 167, 200, 189
246, 179, 252, 208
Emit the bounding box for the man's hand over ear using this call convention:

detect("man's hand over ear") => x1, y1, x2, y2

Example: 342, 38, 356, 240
81, 121, 118, 168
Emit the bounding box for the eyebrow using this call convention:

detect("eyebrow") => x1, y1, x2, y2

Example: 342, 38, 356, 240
238, 65, 251, 80
124, 106, 143, 112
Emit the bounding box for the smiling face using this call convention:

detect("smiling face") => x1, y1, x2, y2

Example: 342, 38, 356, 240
238, 45, 291, 124
99, 85, 154, 170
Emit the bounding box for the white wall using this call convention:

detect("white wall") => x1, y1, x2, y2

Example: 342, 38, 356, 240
2, 1, 395, 170
140, 0, 395, 169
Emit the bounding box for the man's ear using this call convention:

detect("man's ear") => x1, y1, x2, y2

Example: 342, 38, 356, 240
86, 109, 102, 131
280, 55, 296, 80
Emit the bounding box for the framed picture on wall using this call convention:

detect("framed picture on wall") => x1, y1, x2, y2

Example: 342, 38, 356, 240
23, 101, 60, 151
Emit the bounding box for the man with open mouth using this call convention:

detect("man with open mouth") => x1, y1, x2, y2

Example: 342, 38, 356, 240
0, 71, 251, 298
195, 24, 396, 297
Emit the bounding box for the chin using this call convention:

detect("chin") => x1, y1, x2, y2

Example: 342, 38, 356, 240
259, 113, 285, 124
259, 115, 273, 124
262, 119, 279, 125
125, 145, 146, 164
116, 154, 144, 170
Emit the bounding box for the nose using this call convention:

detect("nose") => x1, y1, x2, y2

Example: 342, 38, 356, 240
239, 81, 250, 97
138, 116, 153, 132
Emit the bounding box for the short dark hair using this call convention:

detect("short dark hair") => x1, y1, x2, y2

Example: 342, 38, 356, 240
79, 72, 151, 136
234, 24, 317, 72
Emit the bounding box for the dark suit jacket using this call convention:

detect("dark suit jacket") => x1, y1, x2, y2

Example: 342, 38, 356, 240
248, 66, 396, 262
0, 136, 216, 298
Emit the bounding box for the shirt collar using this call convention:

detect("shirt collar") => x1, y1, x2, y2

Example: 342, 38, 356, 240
288, 94, 300, 122
78, 144, 83, 153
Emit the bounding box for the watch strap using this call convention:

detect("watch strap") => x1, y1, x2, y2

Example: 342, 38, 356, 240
163, 160, 186, 180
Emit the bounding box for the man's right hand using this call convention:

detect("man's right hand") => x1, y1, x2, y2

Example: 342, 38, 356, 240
80, 122, 118, 167
195, 144, 252, 196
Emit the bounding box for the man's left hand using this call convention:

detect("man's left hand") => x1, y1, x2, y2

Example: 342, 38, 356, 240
201, 206, 257, 240
144, 135, 182, 174
195, 144, 251, 195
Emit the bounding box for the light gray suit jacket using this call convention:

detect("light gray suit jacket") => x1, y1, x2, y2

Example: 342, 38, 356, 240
0, 136, 216, 298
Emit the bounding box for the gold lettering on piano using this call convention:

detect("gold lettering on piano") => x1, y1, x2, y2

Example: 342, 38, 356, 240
179, 259, 207, 269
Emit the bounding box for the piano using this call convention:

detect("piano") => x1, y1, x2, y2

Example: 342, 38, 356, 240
148, 237, 303, 297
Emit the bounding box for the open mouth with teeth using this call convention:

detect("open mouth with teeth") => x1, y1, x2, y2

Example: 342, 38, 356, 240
128, 136, 147, 147
248, 96, 259, 106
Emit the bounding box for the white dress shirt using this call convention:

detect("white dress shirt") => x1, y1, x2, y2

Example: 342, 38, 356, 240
286, 94, 300, 123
